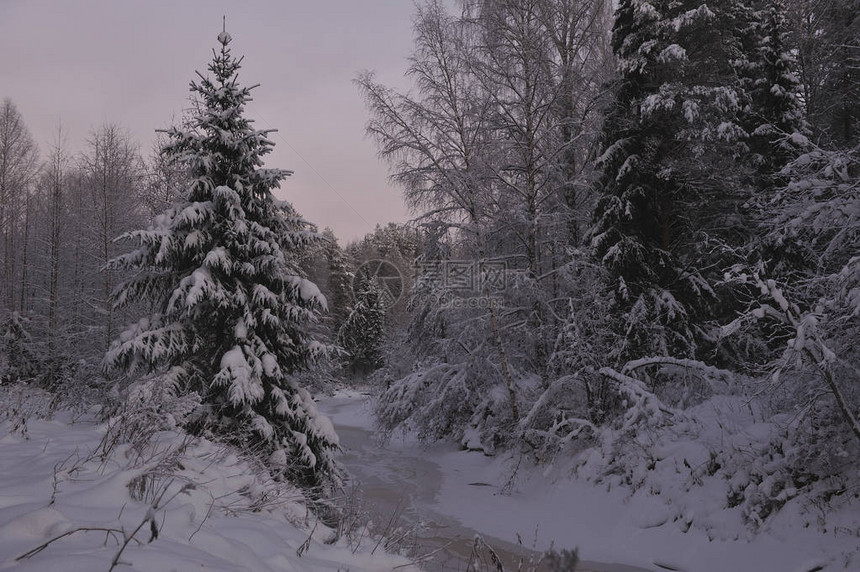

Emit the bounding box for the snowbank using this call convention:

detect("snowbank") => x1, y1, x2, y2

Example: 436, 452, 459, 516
325, 393, 860, 572
0, 410, 415, 572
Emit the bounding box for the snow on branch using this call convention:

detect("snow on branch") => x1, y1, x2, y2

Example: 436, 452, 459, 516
598, 366, 674, 432
621, 356, 735, 383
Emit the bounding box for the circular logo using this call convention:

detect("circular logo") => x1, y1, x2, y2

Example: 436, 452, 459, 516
352, 259, 404, 309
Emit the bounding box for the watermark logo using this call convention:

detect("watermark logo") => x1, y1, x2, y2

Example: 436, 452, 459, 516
439, 295, 504, 309
350, 258, 508, 311
413, 260, 507, 292
352, 259, 404, 309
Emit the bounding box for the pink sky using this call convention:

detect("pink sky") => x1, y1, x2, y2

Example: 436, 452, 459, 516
0, 0, 416, 242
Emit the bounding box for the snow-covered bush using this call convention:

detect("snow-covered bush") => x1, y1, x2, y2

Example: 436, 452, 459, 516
0, 381, 56, 437
726, 140, 860, 480
101, 375, 201, 447
546, 259, 618, 419
718, 409, 857, 530
569, 390, 847, 534
375, 360, 509, 445
374, 250, 526, 450
517, 374, 598, 463
519, 256, 734, 464
0, 312, 105, 415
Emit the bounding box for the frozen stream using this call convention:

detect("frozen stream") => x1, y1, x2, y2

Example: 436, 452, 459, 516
319, 394, 653, 572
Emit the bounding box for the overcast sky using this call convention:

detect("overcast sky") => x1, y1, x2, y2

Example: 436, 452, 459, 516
0, 0, 417, 242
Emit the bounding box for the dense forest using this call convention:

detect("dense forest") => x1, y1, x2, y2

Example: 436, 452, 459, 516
1, 0, 858, 559
358, 0, 860, 530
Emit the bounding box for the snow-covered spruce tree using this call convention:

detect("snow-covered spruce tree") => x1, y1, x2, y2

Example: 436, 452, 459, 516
787, 0, 859, 148
0, 312, 42, 385
337, 275, 386, 377
104, 31, 338, 490
736, 0, 806, 190
592, 0, 696, 361
706, 0, 809, 367
590, 0, 757, 362
322, 228, 352, 336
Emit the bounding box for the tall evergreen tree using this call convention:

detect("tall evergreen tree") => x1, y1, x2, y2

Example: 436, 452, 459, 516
739, 0, 807, 184
787, 0, 859, 147
736, 0, 808, 285
591, 0, 756, 361
104, 30, 338, 489
593, 0, 701, 360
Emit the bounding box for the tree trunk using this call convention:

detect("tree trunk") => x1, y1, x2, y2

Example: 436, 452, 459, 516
489, 294, 519, 423
48, 164, 62, 387
18, 192, 30, 312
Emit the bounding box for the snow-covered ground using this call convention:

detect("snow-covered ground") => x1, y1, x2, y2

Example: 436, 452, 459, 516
322, 390, 860, 572
0, 407, 415, 572
2, 390, 856, 572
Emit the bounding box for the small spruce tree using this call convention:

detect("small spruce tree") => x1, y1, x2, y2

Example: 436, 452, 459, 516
1, 312, 42, 385
322, 228, 353, 336
337, 276, 385, 377
104, 29, 338, 489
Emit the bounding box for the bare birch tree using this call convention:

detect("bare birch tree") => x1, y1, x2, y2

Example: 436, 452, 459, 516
0, 99, 39, 313
79, 124, 145, 350
42, 126, 69, 387
361, 0, 613, 446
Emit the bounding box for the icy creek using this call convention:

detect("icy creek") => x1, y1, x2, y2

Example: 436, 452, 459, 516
319, 393, 653, 572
